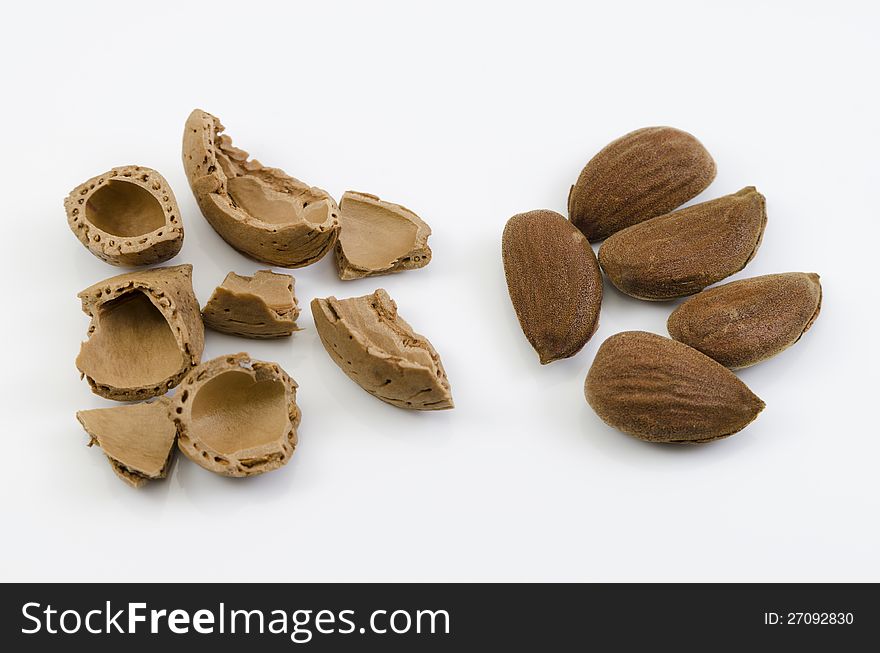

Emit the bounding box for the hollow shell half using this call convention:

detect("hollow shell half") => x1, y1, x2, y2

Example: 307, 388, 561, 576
65, 165, 183, 266
171, 353, 300, 477
182, 109, 339, 267
76, 264, 204, 401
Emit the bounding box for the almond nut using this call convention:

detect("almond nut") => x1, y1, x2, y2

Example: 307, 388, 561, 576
569, 126, 716, 240
585, 331, 765, 443
502, 209, 602, 364
598, 187, 767, 300
667, 272, 822, 368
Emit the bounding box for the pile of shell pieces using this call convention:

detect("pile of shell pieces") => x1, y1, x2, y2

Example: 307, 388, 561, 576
68, 109, 452, 487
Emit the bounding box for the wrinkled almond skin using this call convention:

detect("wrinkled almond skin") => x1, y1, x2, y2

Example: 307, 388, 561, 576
585, 331, 765, 443
568, 127, 716, 241
502, 210, 603, 364
667, 272, 822, 369
598, 187, 767, 300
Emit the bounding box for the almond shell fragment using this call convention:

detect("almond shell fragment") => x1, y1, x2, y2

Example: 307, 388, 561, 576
171, 353, 300, 477
311, 289, 453, 410
76, 264, 205, 401
76, 397, 177, 488
202, 270, 300, 339
182, 109, 339, 268
65, 165, 183, 266
335, 191, 432, 280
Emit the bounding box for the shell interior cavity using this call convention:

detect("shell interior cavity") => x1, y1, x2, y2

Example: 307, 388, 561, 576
182, 109, 339, 268
76, 265, 205, 401
64, 165, 184, 266
172, 353, 300, 477
335, 191, 432, 280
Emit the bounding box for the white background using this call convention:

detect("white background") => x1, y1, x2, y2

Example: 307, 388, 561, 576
1, 1, 877, 582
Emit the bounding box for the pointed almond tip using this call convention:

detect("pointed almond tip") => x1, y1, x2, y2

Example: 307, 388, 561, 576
754, 395, 767, 414
538, 349, 574, 365
734, 185, 760, 198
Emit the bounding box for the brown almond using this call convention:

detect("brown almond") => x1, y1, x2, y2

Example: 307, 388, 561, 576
502, 210, 603, 364
667, 272, 822, 369
568, 126, 716, 241
598, 187, 767, 300
585, 331, 765, 443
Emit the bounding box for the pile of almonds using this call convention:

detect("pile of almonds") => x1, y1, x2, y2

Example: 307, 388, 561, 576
503, 127, 821, 443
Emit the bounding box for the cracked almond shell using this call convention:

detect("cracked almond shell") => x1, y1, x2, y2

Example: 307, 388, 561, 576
598, 187, 767, 300
76, 397, 177, 488
311, 289, 453, 410
335, 191, 432, 280
65, 165, 184, 266
182, 109, 339, 268
202, 269, 300, 338
585, 331, 765, 443
171, 353, 300, 477
76, 264, 205, 401
569, 126, 716, 241
502, 209, 602, 364
667, 272, 822, 369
